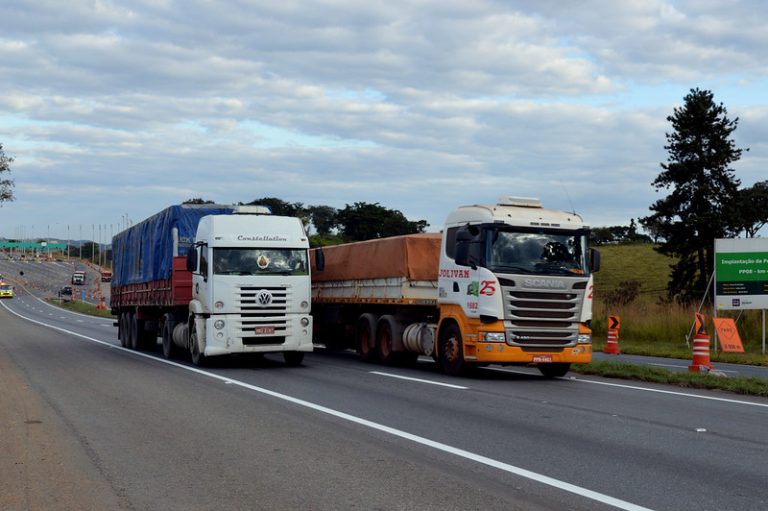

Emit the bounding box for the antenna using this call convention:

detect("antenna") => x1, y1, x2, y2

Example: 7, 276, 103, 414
559, 180, 576, 214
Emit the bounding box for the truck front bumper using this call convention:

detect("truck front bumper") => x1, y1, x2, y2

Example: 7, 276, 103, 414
467, 342, 592, 364
203, 314, 314, 357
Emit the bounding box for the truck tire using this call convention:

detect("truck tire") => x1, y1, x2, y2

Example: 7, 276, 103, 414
376, 315, 401, 365
128, 311, 139, 350
118, 312, 128, 348
189, 321, 207, 367
356, 313, 378, 363
538, 363, 570, 378
439, 323, 468, 376
283, 352, 304, 366
161, 314, 178, 359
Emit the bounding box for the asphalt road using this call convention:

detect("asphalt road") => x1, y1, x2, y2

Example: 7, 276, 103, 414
0, 257, 107, 305
2, 288, 768, 511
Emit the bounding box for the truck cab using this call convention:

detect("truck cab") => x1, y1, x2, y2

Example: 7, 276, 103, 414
184, 211, 313, 364
72, 270, 86, 285
437, 196, 599, 376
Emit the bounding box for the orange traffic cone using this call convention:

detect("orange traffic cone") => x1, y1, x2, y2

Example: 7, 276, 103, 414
689, 314, 715, 373
604, 328, 621, 355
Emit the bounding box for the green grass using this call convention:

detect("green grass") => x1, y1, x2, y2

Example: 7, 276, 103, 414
573, 361, 768, 397
47, 298, 114, 319
592, 243, 768, 366
593, 243, 671, 299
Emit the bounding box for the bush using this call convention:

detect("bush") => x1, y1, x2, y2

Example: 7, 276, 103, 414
603, 280, 642, 306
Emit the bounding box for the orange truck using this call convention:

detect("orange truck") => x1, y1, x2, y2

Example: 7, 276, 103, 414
311, 197, 600, 377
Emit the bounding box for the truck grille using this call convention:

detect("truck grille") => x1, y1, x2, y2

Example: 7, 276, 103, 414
236, 285, 291, 345
503, 283, 586, 347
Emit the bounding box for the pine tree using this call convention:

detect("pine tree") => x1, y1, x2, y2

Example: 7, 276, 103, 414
641, 88, 746, 302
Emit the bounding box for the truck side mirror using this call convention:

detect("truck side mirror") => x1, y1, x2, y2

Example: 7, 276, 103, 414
186, 249, 198, 272
589, 248, 601, 273
314, 249, 325, 272
454, 225, 482, 269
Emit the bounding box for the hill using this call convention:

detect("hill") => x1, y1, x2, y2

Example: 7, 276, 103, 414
592, 243, 672, 300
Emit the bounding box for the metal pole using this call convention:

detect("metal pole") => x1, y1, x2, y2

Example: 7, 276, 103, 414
686, 272, 715, 347
763, 310, 766, 356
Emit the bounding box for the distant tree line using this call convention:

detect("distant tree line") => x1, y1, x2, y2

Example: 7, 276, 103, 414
183, 197, 427, 246
591, 219, 652, 245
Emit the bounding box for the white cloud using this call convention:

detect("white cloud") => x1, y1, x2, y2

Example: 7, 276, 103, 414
0, 0, 766, 237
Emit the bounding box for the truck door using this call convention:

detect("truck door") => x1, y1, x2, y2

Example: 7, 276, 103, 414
191, 243, 213, 313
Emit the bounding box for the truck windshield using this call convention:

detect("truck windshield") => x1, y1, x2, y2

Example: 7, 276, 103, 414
485, 228, 589, 276
213, 248, 309, 276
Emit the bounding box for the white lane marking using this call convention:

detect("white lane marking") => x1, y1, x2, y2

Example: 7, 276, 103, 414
1, 302, 653, 511
485, 367, 768, 409
648, 362, 737, 374
370, 371, 468, 390
569, 377, 768, 408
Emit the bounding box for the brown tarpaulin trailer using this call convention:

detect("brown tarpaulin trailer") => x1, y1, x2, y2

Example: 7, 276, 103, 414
310, 233, 442, 282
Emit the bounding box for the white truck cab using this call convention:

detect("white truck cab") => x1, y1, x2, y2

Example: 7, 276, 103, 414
184, 209, 313, 365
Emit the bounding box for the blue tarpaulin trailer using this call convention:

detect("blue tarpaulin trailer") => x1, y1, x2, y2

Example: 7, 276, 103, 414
111, 204, 235, 287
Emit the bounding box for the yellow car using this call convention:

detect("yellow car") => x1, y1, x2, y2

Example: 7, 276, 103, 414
0, 283, 14, 298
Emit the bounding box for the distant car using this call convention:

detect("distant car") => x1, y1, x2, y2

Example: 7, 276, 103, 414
0, 283, 14, 299
59, 286, 73, 297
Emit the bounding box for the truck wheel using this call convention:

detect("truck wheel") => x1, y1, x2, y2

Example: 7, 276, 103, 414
439, 324, 467, 376
356, 313, 378, 363
128, 311, 139, 350
283, 352, 305, 366
189, 322, 207, 367
376, 315, 401, 365
538, 363, 570, 378
118, 312, 128, 348
161, 314, 178, 359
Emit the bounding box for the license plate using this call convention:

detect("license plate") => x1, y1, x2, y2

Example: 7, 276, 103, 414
533, 355, 553, 363
254, 326, 275, 335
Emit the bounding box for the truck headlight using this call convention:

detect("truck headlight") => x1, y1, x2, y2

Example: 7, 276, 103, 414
214, 320, 225, 330
577, 333, 591, 344
481, 332, 506, 343
215, 301, 224, 310
300, 317, 310, 327
301, 300, 309, 309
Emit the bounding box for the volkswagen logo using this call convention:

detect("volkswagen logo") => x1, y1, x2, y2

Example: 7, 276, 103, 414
256, 290, 273, 306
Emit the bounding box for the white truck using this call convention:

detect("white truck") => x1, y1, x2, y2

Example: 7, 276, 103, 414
311, 197, 600, 377
111, 204, 313, 366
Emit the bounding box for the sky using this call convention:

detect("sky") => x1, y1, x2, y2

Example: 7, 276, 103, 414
1, 0, 767, 242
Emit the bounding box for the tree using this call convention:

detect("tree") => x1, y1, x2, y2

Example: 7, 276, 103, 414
243, 197, 303, 216
183, 198, 215, 204
641, 88, 747, 302
243, 197, 311, 230
734, 181, 768, 238
336, 202, 427, 241
590, 219, 651, 245
308, 205, 338, 235
0, 143, 15, 203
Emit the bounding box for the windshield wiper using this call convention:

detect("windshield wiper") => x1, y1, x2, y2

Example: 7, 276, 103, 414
493, 265, 534, 274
